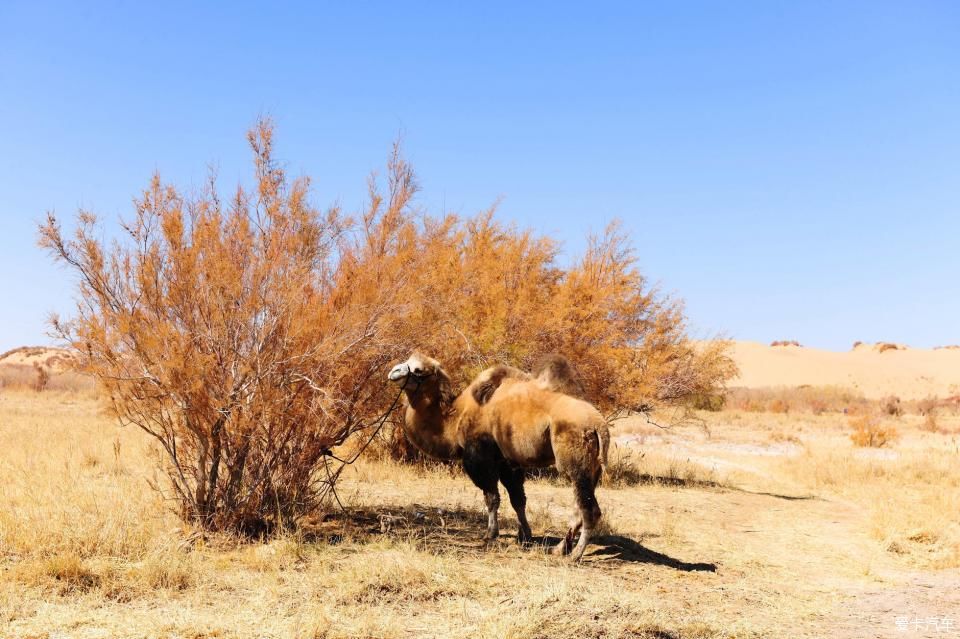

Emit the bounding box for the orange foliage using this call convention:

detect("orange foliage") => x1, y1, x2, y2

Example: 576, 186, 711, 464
40, 119, 733, 533
374, 212, 736, 415
849, 415, 898, 448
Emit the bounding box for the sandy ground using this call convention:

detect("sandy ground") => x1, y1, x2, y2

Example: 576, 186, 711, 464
729, 341, 960, 400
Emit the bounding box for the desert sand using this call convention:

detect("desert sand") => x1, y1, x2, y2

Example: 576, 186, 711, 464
729, 341, 960, 400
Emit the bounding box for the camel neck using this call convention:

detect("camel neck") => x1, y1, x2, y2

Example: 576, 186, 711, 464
402, 386, 463, 460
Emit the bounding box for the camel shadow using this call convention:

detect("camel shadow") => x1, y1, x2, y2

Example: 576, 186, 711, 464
306, 504, 717, 573
590, 534, 717, 571
533, 533, 716, 572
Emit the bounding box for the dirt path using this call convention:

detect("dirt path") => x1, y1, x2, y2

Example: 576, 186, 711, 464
606, 430, 960, 638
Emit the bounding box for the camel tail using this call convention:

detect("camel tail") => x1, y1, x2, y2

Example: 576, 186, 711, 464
597, 424, 611, 480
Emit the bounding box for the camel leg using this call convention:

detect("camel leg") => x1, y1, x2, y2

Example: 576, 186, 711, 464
551, 428, 603, 560
569, 473, 602, 562
463, 437, 503, 542
483, 490, 501, 540
499, 463, 532, 545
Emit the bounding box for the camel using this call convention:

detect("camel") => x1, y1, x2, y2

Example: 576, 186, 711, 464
387, 352, 610, 560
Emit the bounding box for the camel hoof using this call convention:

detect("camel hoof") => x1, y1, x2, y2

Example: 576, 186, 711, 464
517, 528, 533, 546
551, 530, 575, 556
550, 540, 572, 556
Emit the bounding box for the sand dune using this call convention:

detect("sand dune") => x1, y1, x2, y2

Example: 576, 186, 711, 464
0, 346, 77, 372
730, 341, 960, 400
4, 341, 958, 401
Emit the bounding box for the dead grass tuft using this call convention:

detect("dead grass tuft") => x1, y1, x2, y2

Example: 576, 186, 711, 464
921, 412, 940, 433
849, 415, 898, 448
336, 549, 467, 604
17, 553, 102, 594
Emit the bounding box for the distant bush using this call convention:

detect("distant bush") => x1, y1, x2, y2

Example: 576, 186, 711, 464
877, 342, 900, 353
808, 398, 828, 416
770, 340, 801, 347
881, 395, 903, 417
921, 412, 939, 433
849, 415, 897, 448
31, 364, 50, 392
769, 398, 790, 414
916, 396, 939, 416
687, 392, 726, 412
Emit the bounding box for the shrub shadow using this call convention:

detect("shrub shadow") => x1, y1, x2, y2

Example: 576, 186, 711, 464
302, 503, 493, 551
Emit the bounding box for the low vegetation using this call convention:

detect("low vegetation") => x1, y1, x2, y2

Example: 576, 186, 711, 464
4, 388, 958, 637
725, 385, 869, 415
848, 414, 898, 448
769, 340, 801, 347
724, 385, 960, 419
0, 363, 93, 393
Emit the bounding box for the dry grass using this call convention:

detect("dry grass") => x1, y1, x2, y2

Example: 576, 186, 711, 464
603, 444, 724, 489
726, 385, 869, 415
725, 384, 960, 420
720, 409, 960, 569
3, 391, 959, 637
779, 439, 960, 569
0, 363, 94, 393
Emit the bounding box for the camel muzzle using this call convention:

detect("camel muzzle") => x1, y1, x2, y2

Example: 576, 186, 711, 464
388, 363, 410, 382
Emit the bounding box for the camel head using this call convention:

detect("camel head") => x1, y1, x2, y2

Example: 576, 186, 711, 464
387, 352, 456, 411
388, 352, 443, 385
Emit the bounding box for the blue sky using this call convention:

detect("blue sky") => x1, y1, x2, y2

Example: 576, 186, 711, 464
1, 1, 957, 352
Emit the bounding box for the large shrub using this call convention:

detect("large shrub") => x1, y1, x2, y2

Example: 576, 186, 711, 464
41, 120, 734, 533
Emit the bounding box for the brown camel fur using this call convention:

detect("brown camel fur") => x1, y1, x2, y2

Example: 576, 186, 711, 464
387, 352, 609, 560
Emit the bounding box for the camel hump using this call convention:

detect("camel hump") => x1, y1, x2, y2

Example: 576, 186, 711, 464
470, 365, 531, 405
533, 353, 586, 398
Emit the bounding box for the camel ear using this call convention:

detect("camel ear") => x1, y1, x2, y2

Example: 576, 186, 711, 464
471, 367, 509, 405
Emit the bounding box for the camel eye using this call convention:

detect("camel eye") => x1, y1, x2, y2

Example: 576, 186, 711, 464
412, 367, 423, 375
